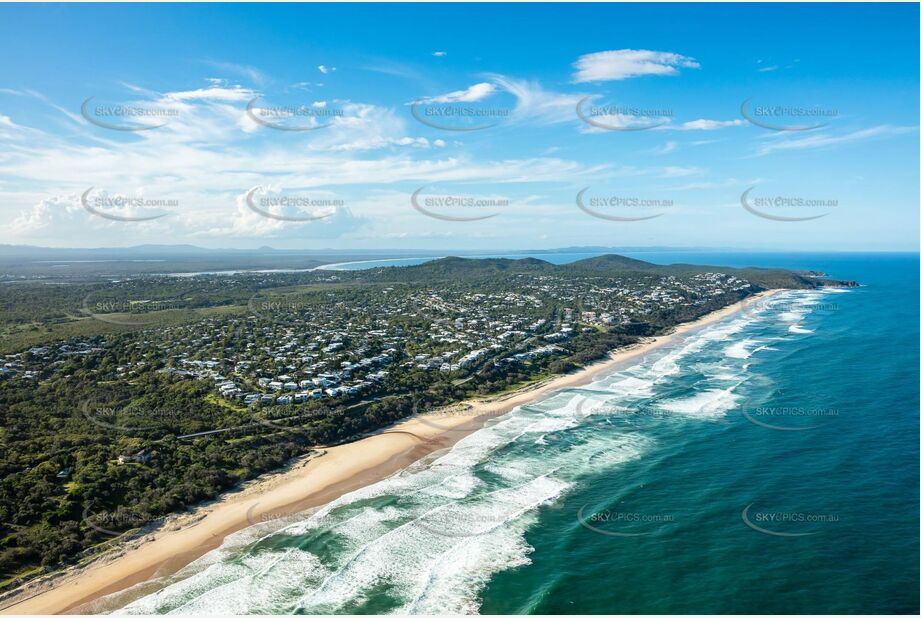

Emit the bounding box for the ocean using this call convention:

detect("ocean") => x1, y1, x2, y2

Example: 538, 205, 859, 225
103, 253, 918, 614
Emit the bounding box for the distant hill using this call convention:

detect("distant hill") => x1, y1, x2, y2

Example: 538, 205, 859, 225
402, 256, 555, 275
566, 254, 662, 272
374, 254, 857, 289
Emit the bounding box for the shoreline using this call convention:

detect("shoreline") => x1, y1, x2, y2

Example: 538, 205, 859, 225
0, 289, 782, 615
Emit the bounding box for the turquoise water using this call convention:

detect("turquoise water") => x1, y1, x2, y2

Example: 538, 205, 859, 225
104, 254, 918, 614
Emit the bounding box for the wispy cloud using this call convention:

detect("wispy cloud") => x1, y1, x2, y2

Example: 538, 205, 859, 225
666, 177, 761, 191
652, 141, 679, 155
489, 74, 584, 125
661, 166, 706, 178
669, 119, 744, 131
756, 125, 917, 155
202, 61, 268, 86
166, 85, 255, 102
582, 115, 743, 134
22, 88, 84, 125
419, 82, 495, 103
573, 49, 700, 82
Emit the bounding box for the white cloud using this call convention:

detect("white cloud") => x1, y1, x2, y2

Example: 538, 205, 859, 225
579, 111, 668, 132
320, 136, 445, 152
580, 114, 741, 134
203, 61, 268, 86
165, 86, 255, 102
653, 141, 679, 155
670, 119, 744, 131
756, 125, 917, 155
420, 82, 496, 103
666, 177, 759, 191
489, 74, 584, 126
22, 88, 85, 126
318, 65, 336, 74
202, 188, 364, 239
432, 51, 447, 57
5, 193, 172, 240
661, 166, 705, 178
7, 195, 73, 234
573, 49, 700, 82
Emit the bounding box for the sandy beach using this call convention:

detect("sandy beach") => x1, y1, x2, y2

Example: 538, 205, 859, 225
0, 290, 780, 615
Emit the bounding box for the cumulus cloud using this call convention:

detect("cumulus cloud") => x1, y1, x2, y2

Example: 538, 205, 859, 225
4, 193, 173, 240
317, 65, 336, 74
573, 49, 700, 82
202, 187, 367, 239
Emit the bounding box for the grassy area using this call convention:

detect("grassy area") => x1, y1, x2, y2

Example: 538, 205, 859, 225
0, 566, 42, 590
0, 305, 248, 354
204, 393, 248, 414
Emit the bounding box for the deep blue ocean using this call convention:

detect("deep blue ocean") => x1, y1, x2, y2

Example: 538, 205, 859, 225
103, 253, 918, 614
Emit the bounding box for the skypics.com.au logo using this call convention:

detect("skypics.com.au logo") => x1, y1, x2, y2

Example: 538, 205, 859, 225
81, 97, 179, 132
244, 187, 340, 222
81, 188, 178, 222
576, 97, 673, 131
740, 187, 837, 222
246, 98, 346, 131
411, 186, 510, 221
740, 98, 838, 132
576, 187, 674, 222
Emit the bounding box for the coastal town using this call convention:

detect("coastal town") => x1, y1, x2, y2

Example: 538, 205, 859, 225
2, 267, 756, 413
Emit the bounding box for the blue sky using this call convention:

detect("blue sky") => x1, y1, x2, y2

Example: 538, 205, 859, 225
0, 3, 917, 251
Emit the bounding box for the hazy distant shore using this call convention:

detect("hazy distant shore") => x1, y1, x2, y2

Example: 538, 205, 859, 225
0, 290, 782, 615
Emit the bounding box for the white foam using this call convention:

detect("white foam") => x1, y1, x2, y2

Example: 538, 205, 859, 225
600, 375, 655, 397
725, 338, 759, 359
657, 387, 740, 419
116, 413, 651, 614
777, 310, 805, 322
